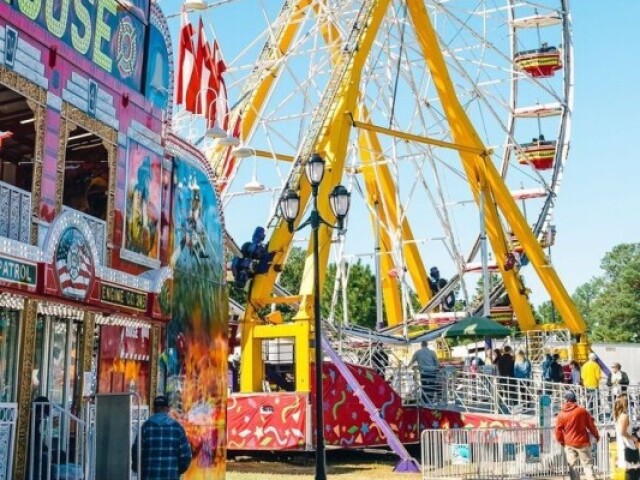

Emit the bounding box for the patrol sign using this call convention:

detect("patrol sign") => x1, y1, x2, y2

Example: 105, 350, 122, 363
0, 255, 37, 287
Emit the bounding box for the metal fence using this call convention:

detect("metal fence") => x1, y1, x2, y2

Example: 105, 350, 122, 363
589, 385, 640, 425
421, 425, 614, 480
0, 403, 18, 480
28, 400, 93, 480
0, 180, 31, 244
405, 368, 640, 424
408, 368, 590, 417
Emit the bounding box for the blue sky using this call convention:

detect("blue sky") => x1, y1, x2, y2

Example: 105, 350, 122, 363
162, 1, 640, 308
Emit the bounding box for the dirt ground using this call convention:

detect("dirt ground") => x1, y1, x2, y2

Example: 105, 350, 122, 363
226, 450, 423, 480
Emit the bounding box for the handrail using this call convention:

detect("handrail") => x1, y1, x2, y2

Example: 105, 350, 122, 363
28, 400, 92, 480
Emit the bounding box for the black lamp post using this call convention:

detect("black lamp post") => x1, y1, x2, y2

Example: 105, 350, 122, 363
279, 153, 351, 480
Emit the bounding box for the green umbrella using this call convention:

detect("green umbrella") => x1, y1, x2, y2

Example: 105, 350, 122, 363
442, 315, 511, 338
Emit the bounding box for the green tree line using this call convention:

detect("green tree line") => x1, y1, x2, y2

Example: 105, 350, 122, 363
537, 243, 640, 342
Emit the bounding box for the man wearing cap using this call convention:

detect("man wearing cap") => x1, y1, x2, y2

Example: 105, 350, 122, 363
581, 353, 602, 390
555, 391, 600, 480
132, 396, 192, 480
581, 352, 603, 415
607, 362, 630, 398
410, 341, 440, 404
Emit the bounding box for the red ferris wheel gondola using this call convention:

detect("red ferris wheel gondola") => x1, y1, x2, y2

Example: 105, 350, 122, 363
517, 135, 557, 170
514, 44, 562, 78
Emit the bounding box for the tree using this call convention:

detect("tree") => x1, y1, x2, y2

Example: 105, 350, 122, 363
571, 277, 604, 327
537, 277, 603, 326
277, 246, 308, 295
587, 244, 640, 342
273, 247, 378, 328
321, 260, 378, 329
536, 300, 555, 324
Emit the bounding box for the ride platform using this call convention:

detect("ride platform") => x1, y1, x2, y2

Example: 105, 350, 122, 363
226, 361, 533, 451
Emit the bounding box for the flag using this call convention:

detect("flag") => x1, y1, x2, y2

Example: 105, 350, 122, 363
185, 18, 205, 112
213, 40, 227, 77
210, 40, 228, 127
197, 23, 214, 116
207, 40, 226, 127
175, 8, 195, 106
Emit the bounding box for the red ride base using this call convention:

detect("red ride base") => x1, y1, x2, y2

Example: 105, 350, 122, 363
226, 362, 534, 451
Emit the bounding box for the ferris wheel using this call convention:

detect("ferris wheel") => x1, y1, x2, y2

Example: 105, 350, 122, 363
196, 0, 578, 334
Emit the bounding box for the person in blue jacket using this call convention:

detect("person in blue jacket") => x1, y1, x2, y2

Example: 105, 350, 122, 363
514, 350, 532, 407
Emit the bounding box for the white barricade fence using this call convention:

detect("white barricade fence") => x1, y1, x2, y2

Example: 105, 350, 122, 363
589, 384, 640, 425
0, 403, 18, 480
421, 425, 614, 480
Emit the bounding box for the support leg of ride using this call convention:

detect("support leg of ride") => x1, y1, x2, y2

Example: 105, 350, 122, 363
393, 457, 421, 473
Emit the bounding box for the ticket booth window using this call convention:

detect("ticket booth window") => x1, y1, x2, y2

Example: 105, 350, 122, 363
62, 125, 109, 221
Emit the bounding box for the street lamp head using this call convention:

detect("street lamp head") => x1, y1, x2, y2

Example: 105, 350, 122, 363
329, 184, 350, 229
279, 188, 300, 231
305, 153, 325, 187
205, 124, 226, 139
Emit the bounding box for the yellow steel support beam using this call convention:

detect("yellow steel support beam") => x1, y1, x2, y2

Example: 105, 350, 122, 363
239, 0, 313, 393
253, 149, 295, 162
316, 7, 432, 323
353, 119, 486, 155
406, 2, 586, 335
314, 5, 405, 323
294, 0, 392, 321
407, 1, 536, 330
358, 143, 403, 325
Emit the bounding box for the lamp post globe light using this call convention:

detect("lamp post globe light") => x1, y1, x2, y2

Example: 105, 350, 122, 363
279, 153, 350, 480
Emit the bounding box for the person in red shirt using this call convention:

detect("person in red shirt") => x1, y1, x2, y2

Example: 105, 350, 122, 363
555, 390, 600, 480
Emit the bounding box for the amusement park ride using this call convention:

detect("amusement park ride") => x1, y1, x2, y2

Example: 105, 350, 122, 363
178, 0, 585, 466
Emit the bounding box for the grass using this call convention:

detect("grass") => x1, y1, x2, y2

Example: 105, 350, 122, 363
226, 450, 423, 480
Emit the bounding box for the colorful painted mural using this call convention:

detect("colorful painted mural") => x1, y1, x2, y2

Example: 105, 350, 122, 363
124, 141, 162, 261
319, 362, 534, 447
98, 325, 151, 404
164, 158, 226, 479
227, 393, 308, 450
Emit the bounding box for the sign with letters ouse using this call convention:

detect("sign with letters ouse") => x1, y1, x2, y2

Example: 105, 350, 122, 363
3, 0, 147, 91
